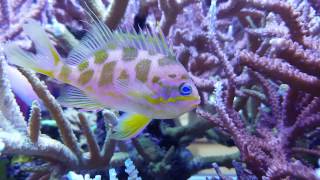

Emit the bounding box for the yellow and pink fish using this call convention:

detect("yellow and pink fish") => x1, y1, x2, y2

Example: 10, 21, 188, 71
3, 18, 200, 140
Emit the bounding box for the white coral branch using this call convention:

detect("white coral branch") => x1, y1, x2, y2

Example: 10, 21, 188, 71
0, 58, 26, 132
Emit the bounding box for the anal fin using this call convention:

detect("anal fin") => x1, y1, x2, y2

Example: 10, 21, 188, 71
111, 113, 151, 140
57, 85, 105, 111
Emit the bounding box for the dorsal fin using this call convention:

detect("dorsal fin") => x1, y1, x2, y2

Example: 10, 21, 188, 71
66, 11, 173, 65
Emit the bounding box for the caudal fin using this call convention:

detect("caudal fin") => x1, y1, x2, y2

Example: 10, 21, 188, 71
3, 19, 61, 77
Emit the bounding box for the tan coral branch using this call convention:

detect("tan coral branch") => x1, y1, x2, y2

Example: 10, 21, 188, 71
78, 112, 100, 161
104, 0, 129, 30
0, 131, 78, 166
28, 101, 41, 143
18, 68, 83, 160
159, 0, 195, 35
101, 110, 116, 163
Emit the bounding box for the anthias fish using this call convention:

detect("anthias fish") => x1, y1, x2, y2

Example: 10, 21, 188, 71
3, 19, 200, 140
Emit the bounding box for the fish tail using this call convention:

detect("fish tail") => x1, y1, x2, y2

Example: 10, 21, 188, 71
3, 19, 61, 77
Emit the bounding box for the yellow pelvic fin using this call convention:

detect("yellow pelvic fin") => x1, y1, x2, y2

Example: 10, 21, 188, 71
110, 113, 151, 140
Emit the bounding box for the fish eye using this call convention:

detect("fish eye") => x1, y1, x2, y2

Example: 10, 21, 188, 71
179, 83, 192, 96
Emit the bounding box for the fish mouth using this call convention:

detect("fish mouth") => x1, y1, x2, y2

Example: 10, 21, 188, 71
191, 104, 198, 109
191, 97, 201, 109
194, 95, 201, 105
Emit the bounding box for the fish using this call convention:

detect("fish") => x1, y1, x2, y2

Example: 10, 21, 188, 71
3, 18, 200, 140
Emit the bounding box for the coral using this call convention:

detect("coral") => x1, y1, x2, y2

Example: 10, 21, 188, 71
192, 0, 320, 179
0, 0, 47, 42
109, 168, 118, 180
1, 0, 320, 179
67, 171, 102, 180
0, 62, 116, 178
158, 0, 195, 35
125, 158, 141, 180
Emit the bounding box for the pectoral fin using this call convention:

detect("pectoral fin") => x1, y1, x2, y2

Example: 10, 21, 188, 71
110, 113, 151, 140
57, 85, 105, 110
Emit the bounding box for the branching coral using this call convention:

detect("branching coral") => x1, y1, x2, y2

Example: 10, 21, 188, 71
189, 0, 320, 179
0, 0, 47, 42
158, 0, 195, 35
141, 0, 320, 178
197, 80, 318, 179
0, 60, 117, 178
0, 0, 239, 179
1, 0, 320, 179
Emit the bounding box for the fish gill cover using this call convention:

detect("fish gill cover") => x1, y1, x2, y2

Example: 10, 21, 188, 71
0, 0, 319, 179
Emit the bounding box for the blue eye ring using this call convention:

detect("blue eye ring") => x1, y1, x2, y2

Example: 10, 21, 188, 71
179, 83, 192, 96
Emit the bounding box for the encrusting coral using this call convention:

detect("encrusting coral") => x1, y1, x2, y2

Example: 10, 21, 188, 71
0, 0, 320, 179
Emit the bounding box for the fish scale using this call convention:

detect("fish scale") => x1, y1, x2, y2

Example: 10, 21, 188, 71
3, 18, 200, 140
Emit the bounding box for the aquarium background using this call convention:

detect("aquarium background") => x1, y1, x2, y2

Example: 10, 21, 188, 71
0, 0, 320, 179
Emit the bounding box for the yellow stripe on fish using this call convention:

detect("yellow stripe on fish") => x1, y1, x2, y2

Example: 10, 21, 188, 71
144, 95, 200, 105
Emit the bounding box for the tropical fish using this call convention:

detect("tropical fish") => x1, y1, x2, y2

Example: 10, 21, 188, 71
3, 18, 200, 140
